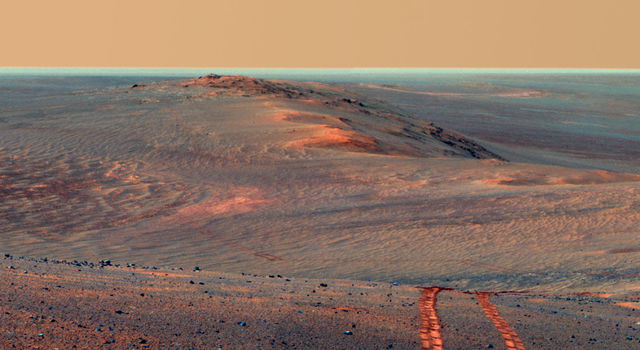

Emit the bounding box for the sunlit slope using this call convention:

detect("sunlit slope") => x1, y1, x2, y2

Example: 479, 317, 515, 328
1, 75, 639, 294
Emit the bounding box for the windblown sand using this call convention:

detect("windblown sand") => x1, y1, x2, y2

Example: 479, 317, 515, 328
1, 74, 639, 348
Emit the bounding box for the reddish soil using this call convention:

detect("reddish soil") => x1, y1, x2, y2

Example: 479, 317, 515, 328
2, 255, 640, 349
476, 292, 526, 349
417, 287, 444, 350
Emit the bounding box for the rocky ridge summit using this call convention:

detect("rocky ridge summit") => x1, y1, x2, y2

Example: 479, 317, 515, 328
176, 74, 505, 160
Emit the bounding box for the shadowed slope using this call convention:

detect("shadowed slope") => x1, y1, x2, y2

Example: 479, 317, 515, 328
174, 74, 505, 160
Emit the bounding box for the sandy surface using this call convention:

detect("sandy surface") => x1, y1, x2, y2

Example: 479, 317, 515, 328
2, 73, 640, 348
2, 255, 640, 349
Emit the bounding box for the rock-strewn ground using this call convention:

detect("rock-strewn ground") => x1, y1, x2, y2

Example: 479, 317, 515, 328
2, 254, 639, 349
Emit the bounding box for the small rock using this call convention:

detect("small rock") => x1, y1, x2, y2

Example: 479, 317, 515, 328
319, 283, 328, 287
238, 321, 247, 327
344, 331, 353, 335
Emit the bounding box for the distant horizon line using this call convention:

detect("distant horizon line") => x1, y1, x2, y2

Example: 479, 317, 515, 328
2, 67, 640, 76
3, 66, 640, 70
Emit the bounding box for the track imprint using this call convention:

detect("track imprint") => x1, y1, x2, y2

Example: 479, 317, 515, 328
416, 287, 529, 349
476, 292, 526, 350
417, 287, 444, 350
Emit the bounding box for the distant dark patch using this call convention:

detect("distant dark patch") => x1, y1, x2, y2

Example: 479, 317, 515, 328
608, 247, 640, 254
425, 124, 506, 160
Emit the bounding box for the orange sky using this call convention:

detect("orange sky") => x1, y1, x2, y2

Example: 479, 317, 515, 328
2, 0, 639, 68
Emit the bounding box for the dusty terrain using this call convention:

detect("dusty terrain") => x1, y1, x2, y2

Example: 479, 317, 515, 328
2, 254, 640, 349
1, 72, 640, 348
